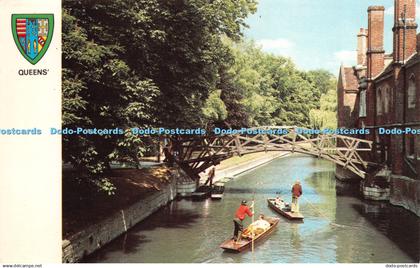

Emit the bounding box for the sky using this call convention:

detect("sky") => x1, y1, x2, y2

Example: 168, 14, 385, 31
244, 0, 420, 76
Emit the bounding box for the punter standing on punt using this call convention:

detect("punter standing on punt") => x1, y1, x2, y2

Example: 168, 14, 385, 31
233, 200, 253, 240
291, 180, 303, 213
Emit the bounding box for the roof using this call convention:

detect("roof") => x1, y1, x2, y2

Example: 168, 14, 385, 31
374, 52, 419, 82
339, 65, 359, 92
373, 60, 394, 81
405, 53, 420, 68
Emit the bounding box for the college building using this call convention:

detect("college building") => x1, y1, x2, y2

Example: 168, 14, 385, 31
337, 0, 420, 216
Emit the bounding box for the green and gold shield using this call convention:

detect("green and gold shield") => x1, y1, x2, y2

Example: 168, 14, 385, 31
12, 14, 54, 65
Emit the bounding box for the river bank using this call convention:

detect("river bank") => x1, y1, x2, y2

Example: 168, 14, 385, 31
62, 167, 186, 262
62, 151, 289, 262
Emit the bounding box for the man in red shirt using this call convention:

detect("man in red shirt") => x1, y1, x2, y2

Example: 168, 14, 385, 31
291, 180, 303, 213
233, 200, 253, 241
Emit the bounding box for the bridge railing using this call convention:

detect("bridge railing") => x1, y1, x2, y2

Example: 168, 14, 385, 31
170, 126, 373, 179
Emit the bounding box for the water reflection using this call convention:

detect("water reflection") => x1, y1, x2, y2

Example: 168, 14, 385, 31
352, 202, 419, 262
85, 154, 419, 263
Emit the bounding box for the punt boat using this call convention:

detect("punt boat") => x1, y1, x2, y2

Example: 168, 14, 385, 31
220, 216, 280, 252
267, 198, 304, 221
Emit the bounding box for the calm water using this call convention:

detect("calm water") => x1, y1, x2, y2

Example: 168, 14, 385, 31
86, 155, 420, 263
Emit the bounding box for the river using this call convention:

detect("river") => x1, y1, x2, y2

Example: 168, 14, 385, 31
86, 154, 420, 263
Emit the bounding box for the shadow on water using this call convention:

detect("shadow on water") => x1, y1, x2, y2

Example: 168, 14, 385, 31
335, 180, 362, 198
352, 202, 420, 262
84, 202, 203, 262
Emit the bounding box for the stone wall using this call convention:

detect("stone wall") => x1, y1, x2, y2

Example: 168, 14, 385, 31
62, 170, 183, 263
390, 175, 420, 216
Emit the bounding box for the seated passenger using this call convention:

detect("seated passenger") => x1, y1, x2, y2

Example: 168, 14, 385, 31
242, 214, 271, 238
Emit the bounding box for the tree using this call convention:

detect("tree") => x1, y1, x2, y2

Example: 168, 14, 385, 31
62, 0, 257, 192
222, 39, 326, 128
309, 88, 338, 130
202, 90, 228, 125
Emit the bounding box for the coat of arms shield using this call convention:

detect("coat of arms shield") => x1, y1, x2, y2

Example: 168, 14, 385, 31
12, 14, 54, 65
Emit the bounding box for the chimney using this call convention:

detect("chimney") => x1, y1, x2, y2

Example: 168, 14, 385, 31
357, 28, 368, 66
367, 6, 385, 79
417, 33, 420, 52
393, 0, 418, 62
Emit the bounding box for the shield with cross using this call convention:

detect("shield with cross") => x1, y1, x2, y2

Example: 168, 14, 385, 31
11, 14, 54, 65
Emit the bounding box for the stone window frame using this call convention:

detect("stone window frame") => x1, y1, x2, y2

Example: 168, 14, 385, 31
376, 87, 383, 115
382, 86, 390, 114
359, 90, 367, 117
407, 74, 416, 109
406, 135, 416, 158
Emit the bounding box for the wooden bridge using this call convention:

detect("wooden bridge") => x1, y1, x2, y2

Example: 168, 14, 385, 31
168, 126, 373, 180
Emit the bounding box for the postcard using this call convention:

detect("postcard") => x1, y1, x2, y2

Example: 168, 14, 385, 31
0, 0, 419, 265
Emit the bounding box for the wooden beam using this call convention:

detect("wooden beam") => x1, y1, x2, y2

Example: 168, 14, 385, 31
171, 126, 373, 180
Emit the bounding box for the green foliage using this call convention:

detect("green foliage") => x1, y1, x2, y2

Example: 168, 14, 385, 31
202, 90, 228, 124
219, 70, 250, 128
62, 0, 257, 192
95, 178, 117, 196
305, 69, 336, 96
221, 39, 332, 128
63, 0, 338, 194
309, 81, 338, 129
320, 88, 337, 112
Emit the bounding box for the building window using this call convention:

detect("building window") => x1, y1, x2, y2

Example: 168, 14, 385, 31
376, 88, 382, 115
408, 75, 416, 109
383, 87, 389, 114
359, 90, 366, 117
407, 135, 415, 157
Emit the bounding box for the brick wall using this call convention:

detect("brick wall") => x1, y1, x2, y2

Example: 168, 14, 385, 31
366, 6, 385, 132
393, 0, 418, 62
390, 175, 420, 216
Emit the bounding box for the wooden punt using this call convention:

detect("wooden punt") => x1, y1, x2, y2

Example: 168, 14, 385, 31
220, 216, 280, 252
211, 184, 225, 200
267, 198, 304, 221
191, 186, 212, 201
